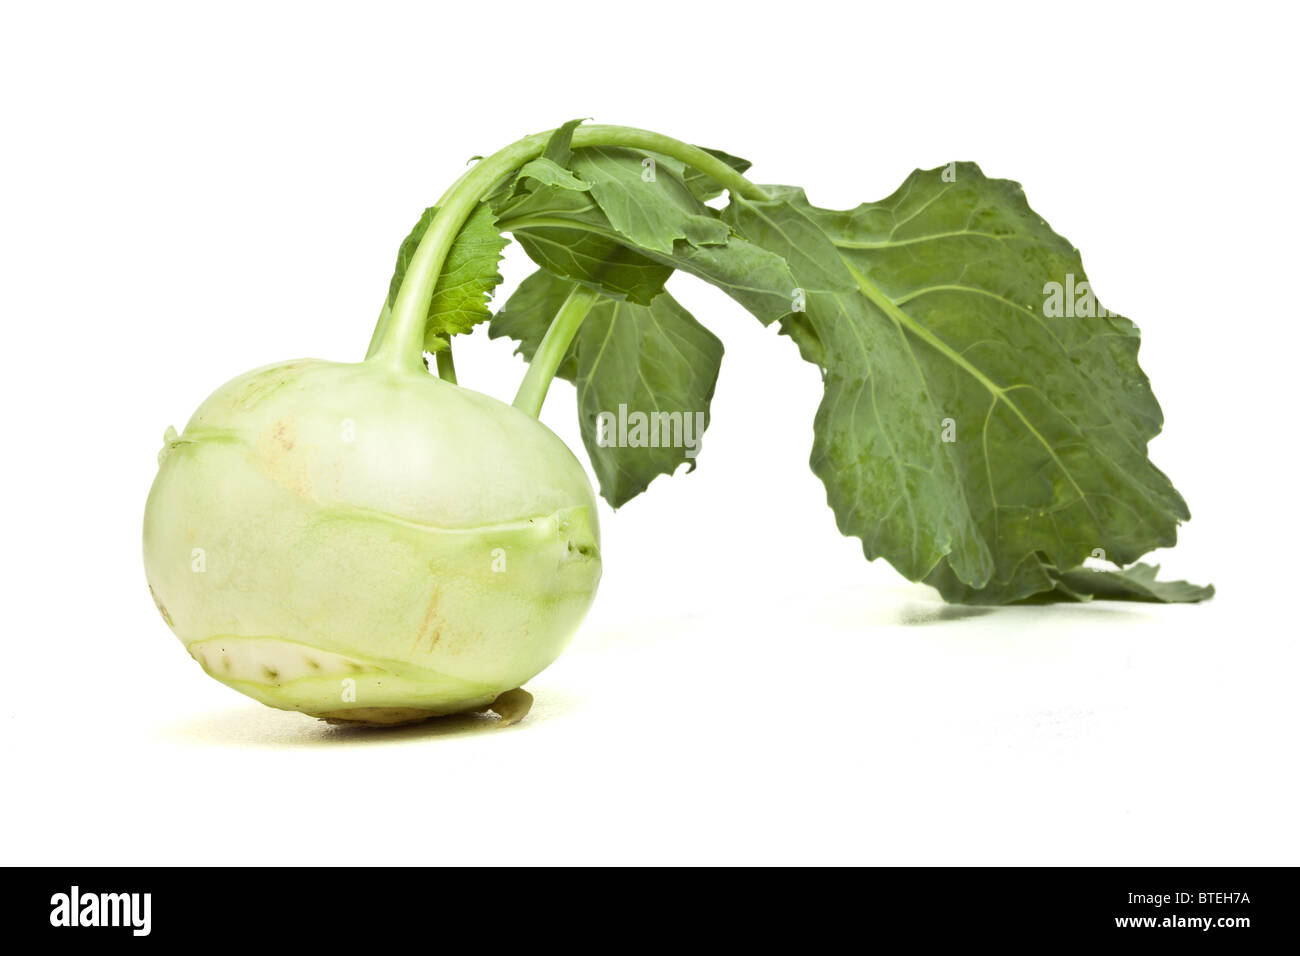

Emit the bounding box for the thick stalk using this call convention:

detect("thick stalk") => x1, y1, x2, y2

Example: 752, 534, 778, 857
435, 346, 457, 384
512, 284, 600, 418
366, 125, 769, 372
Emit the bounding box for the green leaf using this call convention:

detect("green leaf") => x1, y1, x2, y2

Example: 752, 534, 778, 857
385, 202, 508, 350
543, 118, 587, 165
492, 271, 723, 507
647, 235, 795, 326
493, 171, 672, 304
386, 206, 437, 307
490, 268, 582, 381
1039, 563, 1213, 603
723, 167, 1191, 604
486, 119, 590, 208
515, 156, 589, 192
569, 147, 730, 253
493, 156, 795, 320
516, 229, 674, 305
574, 293, 722, 506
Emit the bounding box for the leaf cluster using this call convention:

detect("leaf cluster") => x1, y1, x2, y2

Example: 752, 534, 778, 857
385, 122, 1210, 603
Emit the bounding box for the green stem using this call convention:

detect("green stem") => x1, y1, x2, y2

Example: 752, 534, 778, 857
512, 284, 600, 418
572, 125, 769, 200
365, 302, 392, 360
365, 124, 769, 372
435, 346, 457, 384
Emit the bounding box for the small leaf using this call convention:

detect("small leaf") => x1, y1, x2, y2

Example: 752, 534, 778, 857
1042, 563, 1214, 603
570, 147, 730, 253
543, 118, 588, 165
492, 271, 724, 507
515, 156, 589, 191
385, 203, 509, 350
576, 293, 722, 506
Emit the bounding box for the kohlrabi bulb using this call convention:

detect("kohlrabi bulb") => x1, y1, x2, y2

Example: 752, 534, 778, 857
143, 359, 601, 724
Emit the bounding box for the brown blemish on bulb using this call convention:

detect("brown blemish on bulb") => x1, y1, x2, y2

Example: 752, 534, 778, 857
272, 421, 294, 451
416, 584, 445, 652
252, 417, 314, 499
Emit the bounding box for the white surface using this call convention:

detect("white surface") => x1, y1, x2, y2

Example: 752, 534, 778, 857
2, 1, 1296, 865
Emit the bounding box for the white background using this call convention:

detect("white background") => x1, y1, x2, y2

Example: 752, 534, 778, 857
3, 1, 1296, 865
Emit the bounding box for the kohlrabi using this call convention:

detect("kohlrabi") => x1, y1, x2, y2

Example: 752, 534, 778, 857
144, 360, 599, 724
144, 121, 1211, 726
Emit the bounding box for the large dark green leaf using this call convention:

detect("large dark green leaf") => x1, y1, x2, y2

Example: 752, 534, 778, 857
724, 168, 1195, 603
